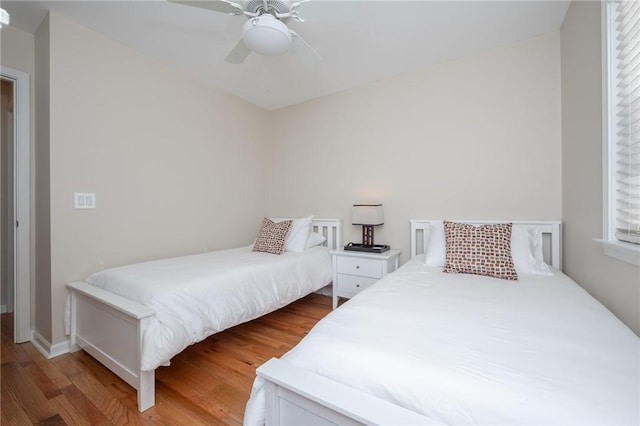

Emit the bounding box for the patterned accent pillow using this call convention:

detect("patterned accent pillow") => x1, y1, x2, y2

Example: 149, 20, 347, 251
253, 218, 292, 255
443, 221, 518, 280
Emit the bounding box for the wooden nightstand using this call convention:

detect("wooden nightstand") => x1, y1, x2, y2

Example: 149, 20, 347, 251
330, 249, 401, 309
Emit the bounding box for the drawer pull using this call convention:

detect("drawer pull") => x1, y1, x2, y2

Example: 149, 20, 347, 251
336, 258, 382, 278
336, 274, 377, 297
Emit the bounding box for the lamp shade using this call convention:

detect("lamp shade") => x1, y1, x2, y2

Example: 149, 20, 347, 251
242, 14, 292, 56
352, 204, 384, 226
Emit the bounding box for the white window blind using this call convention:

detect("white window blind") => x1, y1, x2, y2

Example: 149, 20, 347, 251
611, 0, 640, 244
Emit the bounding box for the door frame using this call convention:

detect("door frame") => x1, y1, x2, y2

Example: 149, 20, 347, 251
1, 66, 31, 343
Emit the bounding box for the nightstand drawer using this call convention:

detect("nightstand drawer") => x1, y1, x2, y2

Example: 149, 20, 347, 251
330, 249, 400, 309
336, 274, 378, 298
336, 256, 382, 279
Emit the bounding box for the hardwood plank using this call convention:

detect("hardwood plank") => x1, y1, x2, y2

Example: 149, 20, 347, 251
227, 320, 303, 348
154, 376, 231, 424
22, 343, 73, 389
0, 310, 13, 337
55, 385, 112, 425
50, 392, 99, 426
165, 343, 256, 393
204, 382, 250, 425
0, 381, 35, 425
74, 350, 134, 401
36, 413, 68, 426
52, 354, 139, 425
281, 301, 333, 320
0, 329, 18, 365
1, 361, 58, 423
22, 357, 64, 400
0, 314, 33, 367
259, 312, 321, 336
1, 333, 31, 367
0, 294, 332, 424
206, 328, 284, 361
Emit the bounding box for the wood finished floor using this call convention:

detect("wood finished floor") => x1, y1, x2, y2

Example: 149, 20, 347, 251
0, 293, 332, 425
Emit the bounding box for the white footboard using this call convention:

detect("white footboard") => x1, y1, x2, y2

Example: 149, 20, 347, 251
257, 358, 442, 426
67, 281, 156, 412
66, 219, 343, 414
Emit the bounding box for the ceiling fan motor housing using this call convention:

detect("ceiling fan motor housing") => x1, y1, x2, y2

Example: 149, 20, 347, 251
242, 12, 292, 56
244, 0, 292, 21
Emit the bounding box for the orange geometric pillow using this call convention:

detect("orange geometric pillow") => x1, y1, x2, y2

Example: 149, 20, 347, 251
443, 221, 518, 280
252, 218, 292, 255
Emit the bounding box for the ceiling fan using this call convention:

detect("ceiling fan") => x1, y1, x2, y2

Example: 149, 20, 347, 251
170, 0, 320, 64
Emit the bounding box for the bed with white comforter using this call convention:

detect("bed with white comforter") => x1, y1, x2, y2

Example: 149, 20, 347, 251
66, 217, 342, 412
244, 256, 640, 425
82, 245, 332, 371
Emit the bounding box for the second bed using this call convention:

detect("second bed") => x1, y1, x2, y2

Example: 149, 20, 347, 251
244, 220, 640, 425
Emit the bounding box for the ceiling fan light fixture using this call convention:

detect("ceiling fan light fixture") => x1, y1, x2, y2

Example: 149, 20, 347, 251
0, 8, 9, 28
242, 14, 292, 56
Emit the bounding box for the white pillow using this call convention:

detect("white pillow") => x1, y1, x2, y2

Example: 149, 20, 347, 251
272, 216, 313, 252
306, 231, 327, 248
511, 226, 552, 275
424, 221, 552, 275
424, 221, 446, 267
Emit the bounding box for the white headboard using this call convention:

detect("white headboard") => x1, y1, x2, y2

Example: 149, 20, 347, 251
312, 219, 342, 250
271, 218, 342, 250
410, 220, 562, 270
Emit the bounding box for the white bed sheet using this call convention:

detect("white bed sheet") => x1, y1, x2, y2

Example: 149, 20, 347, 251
84, 245, 332, 371
244, 257, 640, 425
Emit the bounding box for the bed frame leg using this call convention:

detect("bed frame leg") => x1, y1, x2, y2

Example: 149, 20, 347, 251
138, 370, 155, 412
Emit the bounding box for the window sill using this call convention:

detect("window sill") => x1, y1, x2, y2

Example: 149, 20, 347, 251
594, 239, 640, 267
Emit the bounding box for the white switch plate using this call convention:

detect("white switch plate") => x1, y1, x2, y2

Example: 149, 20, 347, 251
74, 192, 96, 209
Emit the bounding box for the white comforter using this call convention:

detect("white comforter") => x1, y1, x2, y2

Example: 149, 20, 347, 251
84, 245, 332, 371
244, 257, 640, 425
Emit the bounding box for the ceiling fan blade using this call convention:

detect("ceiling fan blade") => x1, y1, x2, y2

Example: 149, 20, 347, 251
168, 0, 243, 14
225, 38, 252, 64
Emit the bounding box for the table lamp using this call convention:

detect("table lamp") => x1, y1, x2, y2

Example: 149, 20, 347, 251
344, 204, 390, 253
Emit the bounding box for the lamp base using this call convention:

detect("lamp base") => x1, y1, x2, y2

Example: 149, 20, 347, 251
343, 242, 390, 253
362, 225, 374, 246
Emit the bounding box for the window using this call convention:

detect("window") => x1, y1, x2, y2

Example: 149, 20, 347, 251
601, 0, 640, 266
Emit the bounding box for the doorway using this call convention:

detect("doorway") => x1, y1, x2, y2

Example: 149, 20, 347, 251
1, 66, 31, 344
1, 78, 15, 320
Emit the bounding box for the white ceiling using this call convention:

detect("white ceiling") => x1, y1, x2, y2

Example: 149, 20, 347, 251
2, 0, 570, 110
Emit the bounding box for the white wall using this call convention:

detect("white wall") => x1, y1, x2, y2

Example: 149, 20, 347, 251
1, 26, 35, 74
43, 13, 272, 345
10, 4, 637, 345
269, 32, 562, 263
561, 1, 639, 335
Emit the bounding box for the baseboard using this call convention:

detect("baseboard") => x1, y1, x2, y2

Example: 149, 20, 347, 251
31, 330, 70, 359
